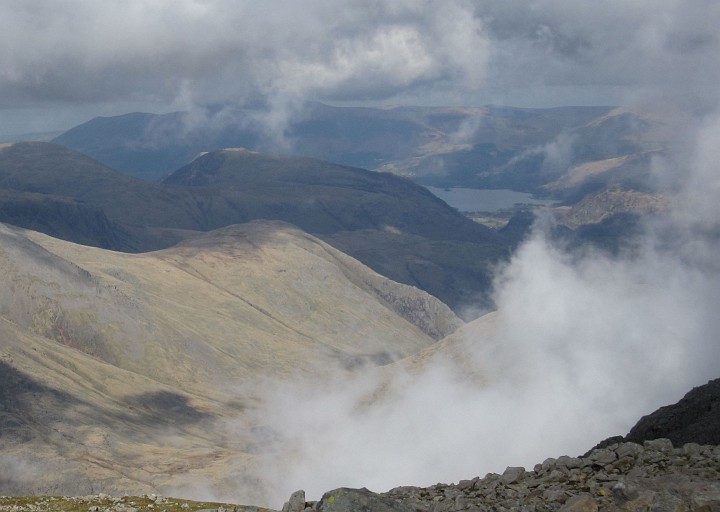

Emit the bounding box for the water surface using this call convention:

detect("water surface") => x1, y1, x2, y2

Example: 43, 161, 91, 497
426, 186, 555, 213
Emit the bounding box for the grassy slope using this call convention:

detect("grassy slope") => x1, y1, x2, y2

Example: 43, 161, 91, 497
0, 220, 458, 499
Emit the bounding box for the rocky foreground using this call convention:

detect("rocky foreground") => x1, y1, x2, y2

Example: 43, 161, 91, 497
280, 438, 720, 512
3, 379, 719, 512
3, 438, 718, 512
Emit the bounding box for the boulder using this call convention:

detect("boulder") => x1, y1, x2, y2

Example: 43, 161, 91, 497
316, 487, 414, 512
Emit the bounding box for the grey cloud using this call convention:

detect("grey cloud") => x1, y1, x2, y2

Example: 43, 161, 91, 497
0, 0, 489, 110
3, 0, 720, 135
476, 0, 720, 107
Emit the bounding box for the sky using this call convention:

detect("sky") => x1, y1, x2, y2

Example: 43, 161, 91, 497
2, 0, 719, 139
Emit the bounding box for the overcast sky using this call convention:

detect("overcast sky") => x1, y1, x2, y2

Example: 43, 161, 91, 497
1, 0, 718, 138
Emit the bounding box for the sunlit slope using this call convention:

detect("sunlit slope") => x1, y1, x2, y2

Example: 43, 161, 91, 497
6, 220, 458, 388
0, 220, 459, 497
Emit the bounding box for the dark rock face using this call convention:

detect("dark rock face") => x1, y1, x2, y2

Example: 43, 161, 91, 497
625, 378, 720, 446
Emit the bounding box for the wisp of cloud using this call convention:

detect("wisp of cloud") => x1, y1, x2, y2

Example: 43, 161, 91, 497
240, 111, 720, 509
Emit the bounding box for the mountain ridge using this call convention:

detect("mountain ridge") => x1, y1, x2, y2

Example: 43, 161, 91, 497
0, 141, 513, 312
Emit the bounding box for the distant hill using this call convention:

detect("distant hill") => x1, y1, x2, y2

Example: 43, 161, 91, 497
53, 110, 260, 181
162, 148, 499, 242
0, 141, 209, 250
50, 102, 679, 254
53, 103, 662, 196
0, 142, 512, 311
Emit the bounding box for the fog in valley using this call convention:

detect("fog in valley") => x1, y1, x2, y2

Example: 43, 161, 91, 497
176, 110, 720, 508
244, 123, 720, 504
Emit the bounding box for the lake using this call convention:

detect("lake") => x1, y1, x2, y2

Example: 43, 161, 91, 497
425, 186, 556, 213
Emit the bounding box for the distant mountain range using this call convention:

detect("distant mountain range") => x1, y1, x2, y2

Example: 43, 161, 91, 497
2, 95, 678, 309
52, 103, 668, 202
0, 142, 515, 312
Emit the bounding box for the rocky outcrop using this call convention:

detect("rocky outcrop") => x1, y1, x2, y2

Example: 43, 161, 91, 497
625, 378, 720, 447
553, 185, 668, 229
286, 439, 720, 512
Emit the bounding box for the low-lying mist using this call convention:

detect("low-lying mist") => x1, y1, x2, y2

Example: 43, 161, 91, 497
235, 113, 720, 507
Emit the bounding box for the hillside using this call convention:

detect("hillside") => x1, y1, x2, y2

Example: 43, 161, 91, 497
0, 142, 204, 250
1, 221, 717, 509
50, 103, 677, 240
161, 148, 497, 242
0, 221, 459, 499
53, 109, 260, 181
0, 142, 511, 312
162, 149, 510, 310
53, 103, 642, 191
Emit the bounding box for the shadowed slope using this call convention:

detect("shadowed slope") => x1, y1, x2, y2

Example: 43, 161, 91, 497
162, 148, 500, 242
0, 142, 511, 312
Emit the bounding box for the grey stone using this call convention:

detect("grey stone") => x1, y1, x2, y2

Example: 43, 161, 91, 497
453, 495, 466, 510
444, 488, 463, 499
691, 489, 720, 512
610, 455, 636, 472
548, 469, 568, 481
651, 490, 686, 512
611, 480, 639, 503
456, 479, 476, 491
541, 458, 557, 471
681, 442, 703, 456
559, 494, 598, 512
615, 442, 644, 459
644, 438, 674, 452
500, 466, 526, 485
285, 490, 306, 512
586, 448, 617, 466
542, 488, 569, 504
317, 488, 414, 512
556, 456, 583, 469
627, 466, 647, 478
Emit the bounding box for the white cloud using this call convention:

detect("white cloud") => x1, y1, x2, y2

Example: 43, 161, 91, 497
241, 109, 720, 508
